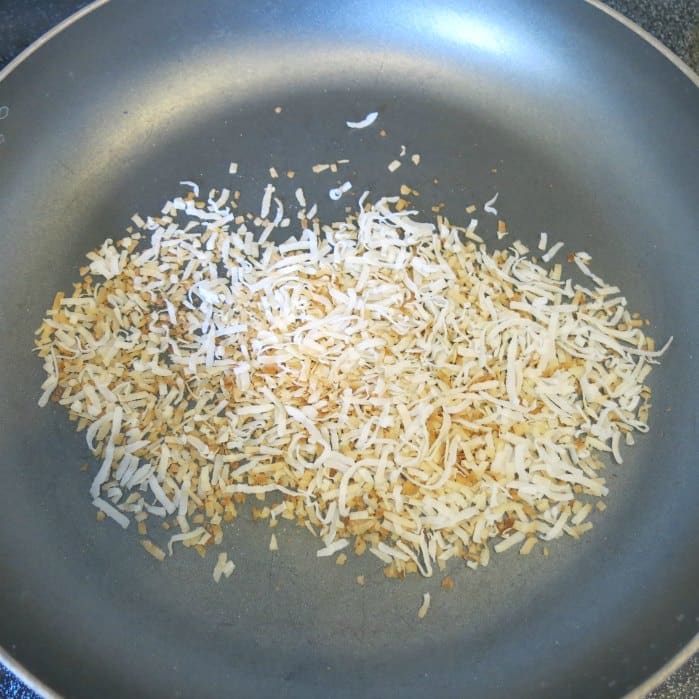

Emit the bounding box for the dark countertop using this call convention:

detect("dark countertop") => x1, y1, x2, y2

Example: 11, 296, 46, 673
0, 2, 697, 698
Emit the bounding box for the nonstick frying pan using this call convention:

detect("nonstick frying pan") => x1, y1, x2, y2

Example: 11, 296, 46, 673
0, 1, 697, 697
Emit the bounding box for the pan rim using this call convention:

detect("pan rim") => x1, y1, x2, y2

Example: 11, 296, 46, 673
584, 0, 699, 86
624, 634, 699, 699
0, 1, 696, 698
0, 0, 111, 84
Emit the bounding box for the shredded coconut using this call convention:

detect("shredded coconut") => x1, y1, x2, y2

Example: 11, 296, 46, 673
346, 111, 378, 129
418, 592, 431, 619
484, 192, 499, 215
35, 184, 670, 580
329, 181, 352, 200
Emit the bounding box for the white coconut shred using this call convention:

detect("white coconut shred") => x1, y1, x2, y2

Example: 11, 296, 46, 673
35, 183, 671, 581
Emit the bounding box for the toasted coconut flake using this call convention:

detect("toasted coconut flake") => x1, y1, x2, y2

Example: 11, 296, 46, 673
571, 503, 593, 526
317, 539, 349, 557
329, 181, 352, 201
260, 183, 275, 219
418, 592, 431, 619
542, 241, 564, 263
213, 551, 229, 582
167, 527, 206, 556
484, 192, 499, 215
494, 530, 525, 553
346, 111, 378, 129
130, 213, 145, 228
520, 537, 538, 555
89, 406, 123, 498
611, 431, 623, 464
387, 159, 402, 172
93, 497, 129, 529
269, 533, 279, 551
179, 180, 199, 197
141, 538, 166, 561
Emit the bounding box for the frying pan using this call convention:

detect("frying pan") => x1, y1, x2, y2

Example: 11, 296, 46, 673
0, 1, 697, 697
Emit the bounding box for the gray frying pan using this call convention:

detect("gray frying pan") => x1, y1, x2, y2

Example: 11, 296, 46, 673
0, 1, 697, 697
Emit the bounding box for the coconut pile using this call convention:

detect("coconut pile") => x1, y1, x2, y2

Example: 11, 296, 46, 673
34, 159, 670, 582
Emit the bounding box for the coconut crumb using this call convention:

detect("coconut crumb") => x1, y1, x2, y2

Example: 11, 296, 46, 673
141, 539, 166, 562
441, 576, 454, 590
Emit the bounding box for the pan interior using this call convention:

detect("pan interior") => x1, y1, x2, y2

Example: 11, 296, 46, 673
0, 1, 697, 698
